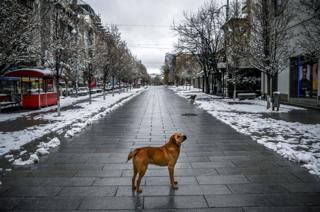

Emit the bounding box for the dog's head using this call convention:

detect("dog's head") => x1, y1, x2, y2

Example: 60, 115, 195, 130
169, 132, 187, 146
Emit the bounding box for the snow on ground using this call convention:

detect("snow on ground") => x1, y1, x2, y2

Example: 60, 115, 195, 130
0, 88, 146, 158
0, 92, 103, 123
170, 86, 320, 176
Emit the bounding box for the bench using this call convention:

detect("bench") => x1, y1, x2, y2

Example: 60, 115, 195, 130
0, 101, 19, 112
237, 93, 256, 100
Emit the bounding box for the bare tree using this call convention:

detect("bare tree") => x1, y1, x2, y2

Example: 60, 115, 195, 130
298, 0, 320, 57
172, 0, 225, 94
43, 2, 78, 115
247, 0, 293, 99
0, 0, 41, 75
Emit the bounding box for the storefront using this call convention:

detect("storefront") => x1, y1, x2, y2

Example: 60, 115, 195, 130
290, 56, 319, 99
4, 69, 57, 108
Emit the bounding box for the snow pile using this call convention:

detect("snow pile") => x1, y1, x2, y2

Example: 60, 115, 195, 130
171, 86, 320, 176
12, 137, 61, 166
0, 92, 103, 123
36, 137, 61, 156
0, 88, 146, 156
13, 153, 39, 166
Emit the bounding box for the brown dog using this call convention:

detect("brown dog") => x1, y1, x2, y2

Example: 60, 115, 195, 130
127, 132, 187, 193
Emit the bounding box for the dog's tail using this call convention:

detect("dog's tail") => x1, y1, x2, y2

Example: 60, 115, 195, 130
127, 148, 140, 162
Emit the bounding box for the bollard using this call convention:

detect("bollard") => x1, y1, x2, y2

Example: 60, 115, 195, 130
272, 91, 281, 111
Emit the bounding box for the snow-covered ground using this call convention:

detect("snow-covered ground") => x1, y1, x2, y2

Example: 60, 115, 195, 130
0, 88, 146, 159
0, 92, 102, 122
170, 86, 320, 176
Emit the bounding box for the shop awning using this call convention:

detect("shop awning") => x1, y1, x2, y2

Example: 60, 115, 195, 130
4, 69, 54, 78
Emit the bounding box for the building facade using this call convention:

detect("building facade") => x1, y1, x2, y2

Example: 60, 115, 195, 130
274, 0, 320, 107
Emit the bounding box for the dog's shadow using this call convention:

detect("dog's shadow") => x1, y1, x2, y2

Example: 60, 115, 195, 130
132, 186, 178, 209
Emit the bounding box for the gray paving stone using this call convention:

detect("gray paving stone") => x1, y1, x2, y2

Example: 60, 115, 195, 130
227, 184, 288, 194
146, 176, 198, 185
191, 161, 235, 168
1, 177, 44, 186
58, 186, 117, 196
116, 185, 203, 196
1, 186, 61, 197
0, 197, 21, 210
79, 197, 142, 210
244, 206, 313, 212
75, 170, 122, 177
267, 193, 320, 206
246, 175, 302, 183
14, 197, 83, 210
197, 175, 250, 184
29, 170, 77, 177
205, 194, 272, 207
199, 185, 231, 195
41, 177, 96, 186
281, 183, 320, 193
94, 177, 143, 186
144, 196, 208, 209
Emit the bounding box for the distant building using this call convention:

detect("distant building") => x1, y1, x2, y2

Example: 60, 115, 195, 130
164, 53, 176, 85
220, 0, 261, 97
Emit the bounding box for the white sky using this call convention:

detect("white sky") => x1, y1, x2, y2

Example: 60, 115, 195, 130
85, 0, 218, 74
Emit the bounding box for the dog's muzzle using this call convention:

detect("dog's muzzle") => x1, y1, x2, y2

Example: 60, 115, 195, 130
182, 135, 187, 142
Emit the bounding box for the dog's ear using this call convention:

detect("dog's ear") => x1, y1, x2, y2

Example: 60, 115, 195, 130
169, 134, 177, 144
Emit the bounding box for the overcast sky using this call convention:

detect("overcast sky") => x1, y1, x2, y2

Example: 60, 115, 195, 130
85, 0, 216, 75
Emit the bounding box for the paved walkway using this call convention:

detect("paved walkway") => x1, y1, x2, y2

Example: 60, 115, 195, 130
1, 86, 320, 211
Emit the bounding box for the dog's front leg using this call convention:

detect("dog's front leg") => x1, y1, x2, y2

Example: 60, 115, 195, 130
168, 165, 178, 189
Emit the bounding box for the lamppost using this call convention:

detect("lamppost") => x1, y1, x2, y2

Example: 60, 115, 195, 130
212, 1, 230, 97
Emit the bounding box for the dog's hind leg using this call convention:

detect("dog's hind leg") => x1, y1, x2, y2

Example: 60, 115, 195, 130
132, 164, 138, 190
136, 166, 147, 193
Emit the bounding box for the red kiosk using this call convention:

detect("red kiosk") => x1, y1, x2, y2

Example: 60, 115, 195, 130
4, 69, 57, 108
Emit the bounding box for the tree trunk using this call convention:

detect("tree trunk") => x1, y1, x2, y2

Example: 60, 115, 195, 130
55, 55, 61, 116
75, 79, 79, 98
112, 75, 115, 97
88, 79, 92, 104
269, 76, 273, 98
118, 80, 121, 94
65, 80, 69, 97
103, 76, 106, 100
202, 76, 205, 93
232, 72, 237, 100
266, 74, 271, 96
205, 75, 210, 94
266, 74, 272, 109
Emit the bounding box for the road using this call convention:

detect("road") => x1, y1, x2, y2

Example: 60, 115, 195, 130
1, 86, 320, 211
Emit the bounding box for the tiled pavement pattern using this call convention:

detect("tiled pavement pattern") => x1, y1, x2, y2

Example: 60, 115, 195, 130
1, 86, 320, 211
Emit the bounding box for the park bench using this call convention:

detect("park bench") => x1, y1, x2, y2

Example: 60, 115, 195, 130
0, 101, 19, 112
237, 93, 256, 100
0, 94, 20, 112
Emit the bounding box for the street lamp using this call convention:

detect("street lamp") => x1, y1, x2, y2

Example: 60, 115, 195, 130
214, 1, 230, 97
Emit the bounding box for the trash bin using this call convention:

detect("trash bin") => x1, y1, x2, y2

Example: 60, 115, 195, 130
272, 91, 281, 111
